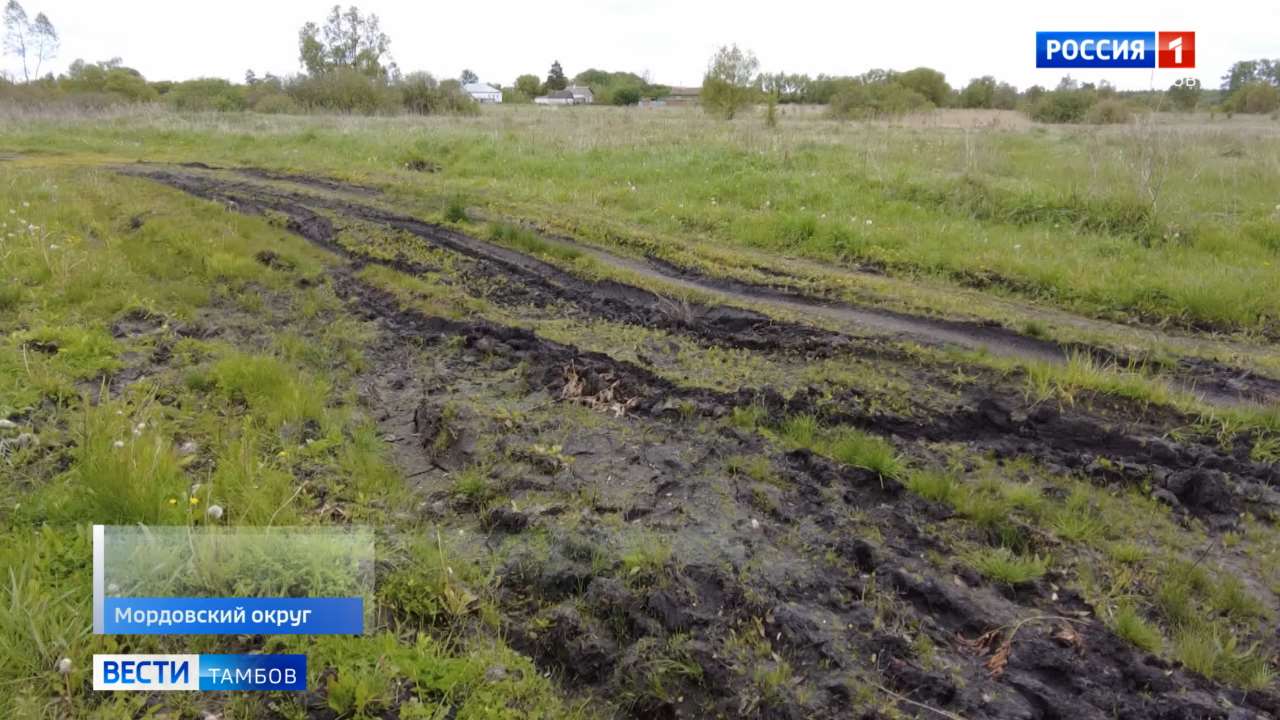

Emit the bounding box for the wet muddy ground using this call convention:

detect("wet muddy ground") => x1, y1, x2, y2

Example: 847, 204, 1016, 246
124, 164, 1280, 718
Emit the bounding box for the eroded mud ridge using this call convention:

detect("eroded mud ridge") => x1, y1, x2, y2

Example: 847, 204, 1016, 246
132, 165, 1280, 718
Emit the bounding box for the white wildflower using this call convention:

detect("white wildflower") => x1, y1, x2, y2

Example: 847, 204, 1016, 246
57, 658, 72, 674
206, 504, 224, 521
113, 440, 125, 449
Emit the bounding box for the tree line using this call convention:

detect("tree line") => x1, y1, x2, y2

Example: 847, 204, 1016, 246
702, 44, 1280, 123
3, 4, 1277, 121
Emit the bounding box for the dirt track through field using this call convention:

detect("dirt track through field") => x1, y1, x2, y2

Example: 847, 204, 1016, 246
120, 163, 1280, 719
124, 162, 1280, 408
124, 164, 1280, 524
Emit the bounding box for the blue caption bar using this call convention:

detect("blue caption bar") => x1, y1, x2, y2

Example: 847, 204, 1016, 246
1036, 31, 1155, 68
199, 654, 307, 691
103, 597, 363, 634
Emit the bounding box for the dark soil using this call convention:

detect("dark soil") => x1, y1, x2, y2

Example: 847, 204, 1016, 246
127, 164, 1280, 719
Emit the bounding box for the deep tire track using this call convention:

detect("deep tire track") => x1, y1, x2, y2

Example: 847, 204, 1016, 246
128, 165, 1280, 527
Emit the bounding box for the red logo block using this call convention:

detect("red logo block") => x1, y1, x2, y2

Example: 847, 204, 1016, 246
1158, 31, 1195, 68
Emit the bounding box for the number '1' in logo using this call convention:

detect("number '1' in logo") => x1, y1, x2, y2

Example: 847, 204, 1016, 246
1158, 32, 1195, 69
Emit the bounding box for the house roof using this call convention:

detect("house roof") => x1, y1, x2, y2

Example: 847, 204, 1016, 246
463, 83, 500, 94
567, 85, 592, 94
543, 90, 575, 99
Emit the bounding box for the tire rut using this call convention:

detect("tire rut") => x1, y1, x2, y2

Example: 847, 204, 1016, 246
128, 164, 1280, 528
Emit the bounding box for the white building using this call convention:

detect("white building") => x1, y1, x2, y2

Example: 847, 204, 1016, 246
462, 82, 502, 103
566, 85, 594, 104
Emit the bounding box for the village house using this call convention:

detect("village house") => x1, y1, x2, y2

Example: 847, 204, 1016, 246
566, 85, 594, 104
534, 89, 577, 106
462, 82, 502, 103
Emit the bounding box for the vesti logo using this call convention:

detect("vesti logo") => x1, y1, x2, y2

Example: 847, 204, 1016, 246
94, 654, 306, 691
1036, 32, 1195, 69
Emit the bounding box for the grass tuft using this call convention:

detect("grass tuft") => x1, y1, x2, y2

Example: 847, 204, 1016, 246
970, 547, 1049, 585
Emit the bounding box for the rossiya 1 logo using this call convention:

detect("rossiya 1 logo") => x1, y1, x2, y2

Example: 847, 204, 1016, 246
1036, 31, 1194, 69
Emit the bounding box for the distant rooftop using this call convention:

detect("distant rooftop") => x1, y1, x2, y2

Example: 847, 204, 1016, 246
462, 83, 500, 94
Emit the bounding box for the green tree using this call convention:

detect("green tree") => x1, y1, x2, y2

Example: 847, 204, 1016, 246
298, 5, 393, 79
959, 76, 996, 108
701, 44, 759, 119
896, 67, 949, 106
514, 73, 540, 98
992, 81, 1018, 109
1227, 82, 1280, 114
459, 69, 478, 84
545, 60, 567, 91
1166, 81, 1200, 111
1221, 59, 1279, 92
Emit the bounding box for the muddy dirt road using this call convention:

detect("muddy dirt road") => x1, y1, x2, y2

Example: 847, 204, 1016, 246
126, 164, 1280, 719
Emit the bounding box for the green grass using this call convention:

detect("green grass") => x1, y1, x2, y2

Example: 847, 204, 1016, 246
0, 164, 587, 717
488, 221, 583, 263
969, 547, 1050, 585
5, 107, 1279, 336
824, 428, 904, 479
1109, 604, 1163, 653
906, 470, 961, 505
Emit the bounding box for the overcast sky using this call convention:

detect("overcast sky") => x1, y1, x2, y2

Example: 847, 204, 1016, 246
6, 0, 1277, 91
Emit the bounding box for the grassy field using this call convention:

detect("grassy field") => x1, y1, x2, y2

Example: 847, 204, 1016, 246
2, 106, 1279, 718
3, 105, 1279, 336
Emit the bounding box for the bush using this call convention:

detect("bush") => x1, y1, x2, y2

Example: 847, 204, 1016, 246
252, 94, 299, 115
1030, 90, 1095, 123
61, 59, 158, 103
612, 87, 641, 106
1226, 82, 1280, 114
167, 78, 247, 112
286, 68, 401, 114
1085, 98, 1133, 124
830, 81, 931, 119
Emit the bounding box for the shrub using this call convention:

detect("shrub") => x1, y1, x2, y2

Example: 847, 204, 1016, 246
167, 78, 247, 112
612, 86, 641, 106
252, 93, 299, 115
286, 69, 401, 114
1226, 83, 1280, 114
1085, 98, 1133, 124
830, 82, 930, 119
1030, 90, 1094, 123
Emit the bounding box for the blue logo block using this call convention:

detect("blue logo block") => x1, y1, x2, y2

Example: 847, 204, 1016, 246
1037, 32, 1155, 68
198, 654, 307, 691
94, 654, 307, 691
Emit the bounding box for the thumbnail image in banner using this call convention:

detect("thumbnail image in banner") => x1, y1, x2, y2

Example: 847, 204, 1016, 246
93, 525, 373, 635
